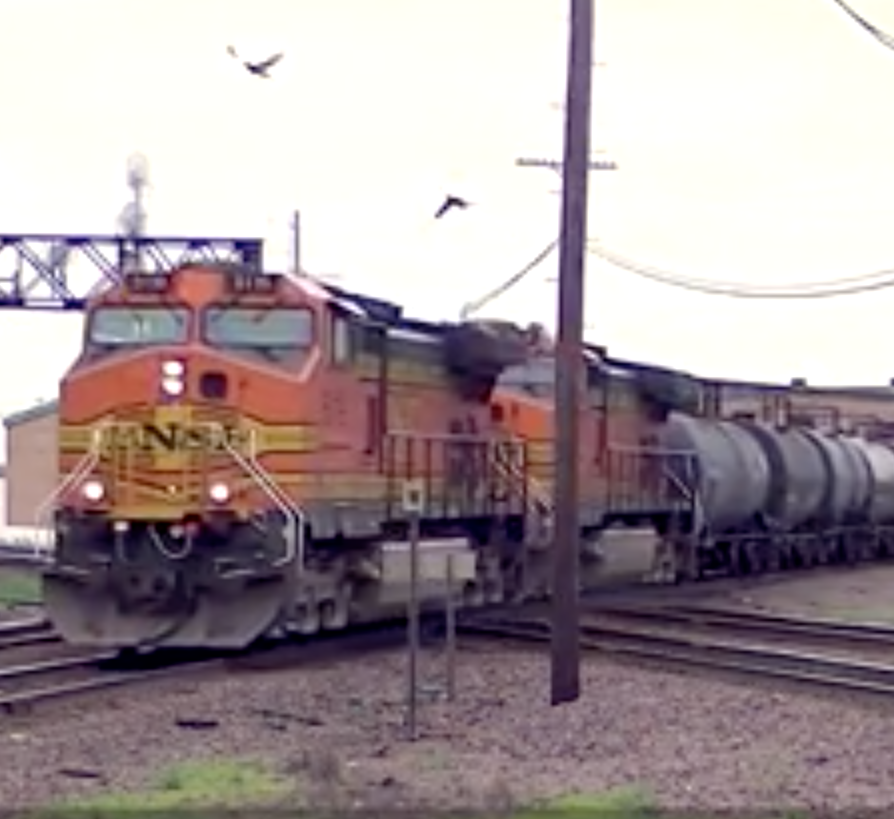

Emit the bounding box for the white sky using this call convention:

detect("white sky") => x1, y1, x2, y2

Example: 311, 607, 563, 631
3, 0, 894, 432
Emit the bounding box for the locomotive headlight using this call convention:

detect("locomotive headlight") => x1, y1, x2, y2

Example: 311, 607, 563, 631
161, 360, 185, 378
208, 482, 231, 503
81, 480, 105, 502
160, 376, 185, 396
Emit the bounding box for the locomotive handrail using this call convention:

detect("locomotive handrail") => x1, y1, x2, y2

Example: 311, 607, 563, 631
32, 424, 109, 561
207, 423, 306, 574
490, 439, 553, 515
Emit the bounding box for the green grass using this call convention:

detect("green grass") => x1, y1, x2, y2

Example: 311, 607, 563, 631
21, 763, 811, 819
513, 787, 655, 819
33, 758, 295, 818
511, 788, 807, 819
0, 569, 41, 605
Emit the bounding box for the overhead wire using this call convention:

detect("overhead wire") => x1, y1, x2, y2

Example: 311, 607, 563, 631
587, 242, 894, 299
590, 242, 894, 293
460, 239, 558, 318
462, 231, 894, 309
828, 0, 894, 51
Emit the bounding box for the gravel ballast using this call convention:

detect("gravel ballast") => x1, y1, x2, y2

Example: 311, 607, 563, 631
0, 641, 892, 813
6, 564, 894, 813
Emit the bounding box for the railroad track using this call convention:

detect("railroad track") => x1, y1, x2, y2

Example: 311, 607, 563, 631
0, 617, 59, 651
460, 613, 894, 699
0, 649, 223, 714
0, 616, 441, 715
586, 602, 894, 653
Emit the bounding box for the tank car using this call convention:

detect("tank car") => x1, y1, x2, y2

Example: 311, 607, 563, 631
662, 412, 894, 578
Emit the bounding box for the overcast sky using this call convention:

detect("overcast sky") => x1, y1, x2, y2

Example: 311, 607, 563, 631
2, 0, 894, 433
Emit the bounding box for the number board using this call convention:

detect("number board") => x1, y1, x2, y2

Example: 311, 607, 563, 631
124, 273, 171, 293
227, 272, 278, 295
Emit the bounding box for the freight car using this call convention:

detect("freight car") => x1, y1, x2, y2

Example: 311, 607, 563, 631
34, 261, 894, 651
661, 415, 894, 578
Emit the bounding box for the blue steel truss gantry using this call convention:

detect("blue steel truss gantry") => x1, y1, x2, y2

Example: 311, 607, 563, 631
0, 233, 265, 311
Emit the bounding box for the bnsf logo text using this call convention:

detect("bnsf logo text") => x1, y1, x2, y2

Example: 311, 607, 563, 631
103, 424, 246, 453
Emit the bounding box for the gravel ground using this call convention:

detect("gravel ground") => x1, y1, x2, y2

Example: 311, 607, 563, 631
6, 564, 894, 814
0, 639, 893, 815
699, 561, 894, 623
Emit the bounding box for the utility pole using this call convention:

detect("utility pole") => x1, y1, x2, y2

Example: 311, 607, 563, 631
516, 156, 616, 198
551, 0, 594, 707
516, 157, 616, 173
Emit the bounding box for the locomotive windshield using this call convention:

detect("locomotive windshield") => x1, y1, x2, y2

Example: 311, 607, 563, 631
203, 307, 314, 349
89, 306, 190, 346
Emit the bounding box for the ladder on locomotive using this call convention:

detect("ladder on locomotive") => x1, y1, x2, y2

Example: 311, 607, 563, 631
489, 437, 554, 541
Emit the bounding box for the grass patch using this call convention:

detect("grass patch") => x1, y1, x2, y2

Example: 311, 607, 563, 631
513, 787, 654, 819
0, 569, 41, 605
35, 758, 294, 818
512, 788, 806, 819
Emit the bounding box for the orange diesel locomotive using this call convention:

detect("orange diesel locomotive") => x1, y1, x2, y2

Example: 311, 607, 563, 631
43, 262, 693, 649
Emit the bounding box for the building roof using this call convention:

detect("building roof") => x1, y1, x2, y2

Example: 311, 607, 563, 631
3, 400, 59, 429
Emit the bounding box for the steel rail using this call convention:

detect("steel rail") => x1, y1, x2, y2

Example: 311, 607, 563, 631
461, 617, 894, 698
588, 603, 894, 649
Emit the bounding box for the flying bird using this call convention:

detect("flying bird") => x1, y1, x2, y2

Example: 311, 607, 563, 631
227, 45, 284, 78
434, 194, 471, 219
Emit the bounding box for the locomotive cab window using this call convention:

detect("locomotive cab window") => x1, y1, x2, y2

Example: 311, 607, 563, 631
203, 307, 314, 356
88, 306, 190, 347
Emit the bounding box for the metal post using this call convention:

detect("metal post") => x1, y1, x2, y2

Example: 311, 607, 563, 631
406, 510, 421, 740
551, 0, 594, 707
292, 210, 301, 275
445, 553, 456, 702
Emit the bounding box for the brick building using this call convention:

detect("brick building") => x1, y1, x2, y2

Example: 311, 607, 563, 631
3, 400, 58, 526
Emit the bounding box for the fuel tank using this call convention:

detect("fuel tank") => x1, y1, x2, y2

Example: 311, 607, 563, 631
848, 439, 894, 524
737, 423, 828, 530
661, 413, 771, 533
801, 431, 872, 523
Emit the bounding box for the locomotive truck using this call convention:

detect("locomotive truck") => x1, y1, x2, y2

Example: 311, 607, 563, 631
37, 261, 894, 650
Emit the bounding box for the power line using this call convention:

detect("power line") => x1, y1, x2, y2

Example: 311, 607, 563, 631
589, 242, 894, 293
461, 233, 894, 312
588, 242, 894, 298
829, 0, 894, 51
459, 239, 558, 319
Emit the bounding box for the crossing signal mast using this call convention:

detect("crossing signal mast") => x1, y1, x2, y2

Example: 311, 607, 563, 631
118, 153, 150, 274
